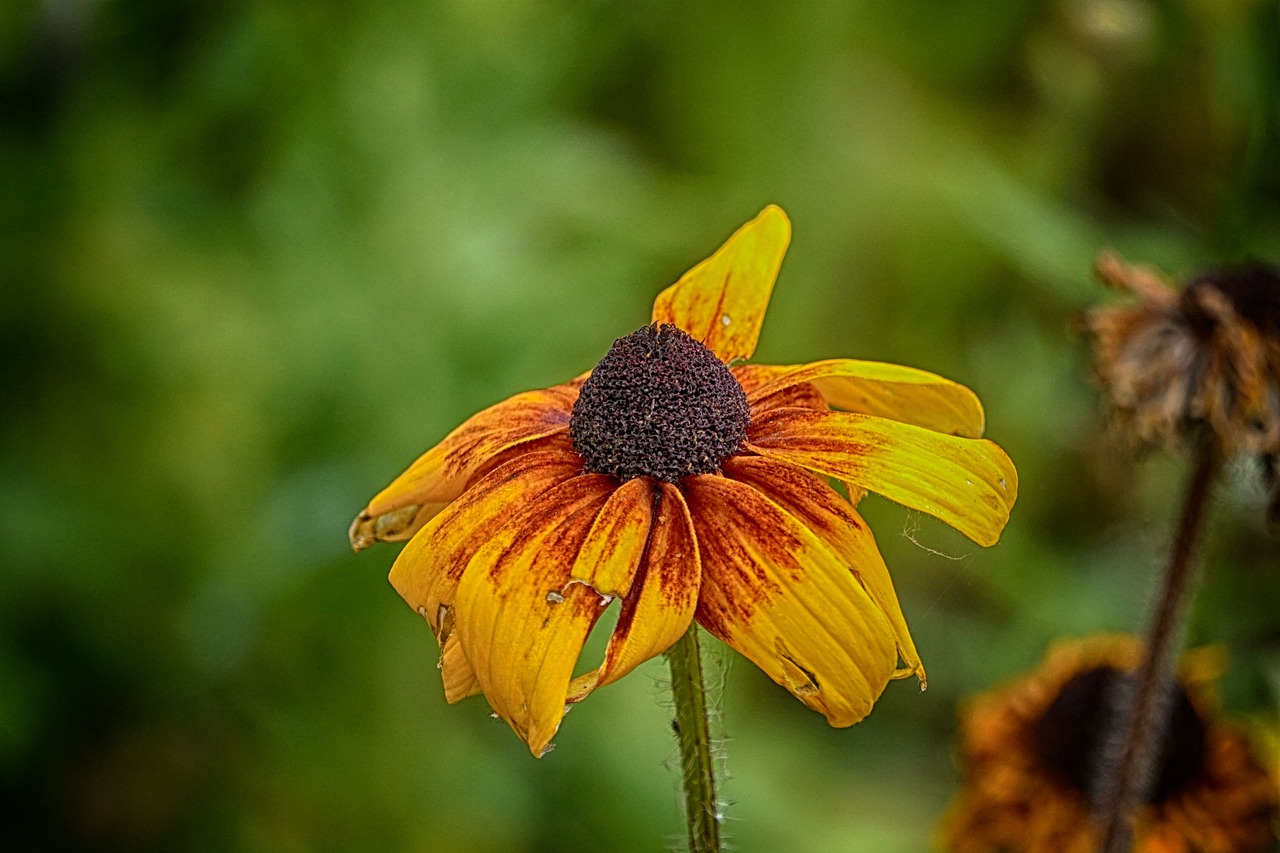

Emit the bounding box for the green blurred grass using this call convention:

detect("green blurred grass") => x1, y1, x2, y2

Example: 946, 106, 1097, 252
3, 0, 1278, 850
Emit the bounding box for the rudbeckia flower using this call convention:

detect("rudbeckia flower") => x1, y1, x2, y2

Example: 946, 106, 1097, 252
940, 636, 1279, 853
350, 206, 1018, 756
1083, 253, 1280, 522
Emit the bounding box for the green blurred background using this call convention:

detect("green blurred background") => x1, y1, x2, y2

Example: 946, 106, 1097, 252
3, 0, 1279, 850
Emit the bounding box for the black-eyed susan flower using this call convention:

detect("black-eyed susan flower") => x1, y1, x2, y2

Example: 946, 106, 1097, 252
1083, 253, 1280, 521
350, 206, 1018, 756
940, 636, 1279, 853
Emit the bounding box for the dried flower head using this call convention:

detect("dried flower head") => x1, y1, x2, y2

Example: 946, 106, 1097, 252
1082, 253, 1280, 518
350, 207, 1018, 755
940, 636, 1279, 853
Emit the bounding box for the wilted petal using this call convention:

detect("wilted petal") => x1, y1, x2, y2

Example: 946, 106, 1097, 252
722, 455, 923, 683
748, 359, 986, 438
651, 205, 791, 364
389, 450, 583, 640
453, 475, 618, 757
569, 482, 701, 703
748, 407, 1017, 547
349, 383, 580, 550
683, 474, 898, 727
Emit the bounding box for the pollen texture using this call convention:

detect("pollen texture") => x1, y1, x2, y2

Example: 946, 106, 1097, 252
571, 323, 750, 482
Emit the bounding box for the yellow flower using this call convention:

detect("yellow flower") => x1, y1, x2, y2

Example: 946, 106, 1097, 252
350, 206, 1018, 756
939, 636, 1280, 853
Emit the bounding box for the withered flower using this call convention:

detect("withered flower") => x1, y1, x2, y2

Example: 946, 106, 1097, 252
1083, 253, 1280, 519
940, 636, 1279, 853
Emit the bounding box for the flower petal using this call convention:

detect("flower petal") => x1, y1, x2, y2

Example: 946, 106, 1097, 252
747, 359, 986, 438
748, 408, 1018, 547
683, 473, 898, 726
440, 634, 482, 703
349, 382, 580, 550
568, 477, 654, 599
722, 455, 923, 683
388, 449, 583, 641
735, 364, 828, 416
651, 205, 791, 364
568, 482, 701, 703
453, 474, 618, 756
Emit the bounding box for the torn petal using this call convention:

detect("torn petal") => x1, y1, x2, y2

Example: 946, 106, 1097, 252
453, 474, 617, 757
651, 205, 791, 364
350, 382, 580, 550
748, 407, 1018, 547
440, 634, 482, 703
568, 482, 700, 703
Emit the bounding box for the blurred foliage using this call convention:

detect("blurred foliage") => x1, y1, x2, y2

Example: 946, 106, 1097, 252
3, 0, 1279, 850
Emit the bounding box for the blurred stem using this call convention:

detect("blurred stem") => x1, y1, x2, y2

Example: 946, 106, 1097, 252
666, 625, 721, 853
1097, 442, 1219, 853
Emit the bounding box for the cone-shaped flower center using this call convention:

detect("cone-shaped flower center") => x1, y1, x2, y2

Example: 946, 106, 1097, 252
570, 323, 750, 482
1034, 666, 1207, 803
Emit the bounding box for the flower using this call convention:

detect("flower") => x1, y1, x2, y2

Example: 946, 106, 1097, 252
939, 636, 1279, 853
350, 206, 1018, 756
1082, 253, 1280, 521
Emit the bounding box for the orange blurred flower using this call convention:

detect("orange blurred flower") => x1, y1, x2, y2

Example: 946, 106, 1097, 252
940, 636, 1279, 853
350, 206, 1018, 755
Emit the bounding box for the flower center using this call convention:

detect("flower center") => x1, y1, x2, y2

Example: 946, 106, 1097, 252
570, 323, 750, 483
1033, 666, 1207, 803
1182, 262, 1280, 340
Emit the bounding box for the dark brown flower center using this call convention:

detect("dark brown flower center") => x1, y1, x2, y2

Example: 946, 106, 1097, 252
1033, 666, 1207, 804
570, 323, 749, 482
1182, 261, 1280, 340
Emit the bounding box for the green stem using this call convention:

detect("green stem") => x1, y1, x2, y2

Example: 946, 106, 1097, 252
666, 625, 722, 853
1097, 442, 1219, 853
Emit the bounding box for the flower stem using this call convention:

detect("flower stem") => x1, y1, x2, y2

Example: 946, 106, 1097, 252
1097, 442, 1219, 853
666, 625, 722, 853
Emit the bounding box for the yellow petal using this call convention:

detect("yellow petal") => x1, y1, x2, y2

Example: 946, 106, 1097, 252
734, 364, 828, 416
440, 634, 482, 703
568, 477, 654, 599
568, 482, 701, 702
723, 456, 923, 684
748, 408, 1018, 547
349, 383, 579, 550
683, 474, 898, 726
747, 359, 986, 438
651, 205, 791, 364
453, 474, 618, 757
389, 449, 583, 640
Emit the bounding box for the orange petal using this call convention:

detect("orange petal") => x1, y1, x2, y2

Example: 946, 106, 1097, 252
747, 359, 986, 438
568, 482, 701, 703
651, 205, 791, 364
722, 456, 923, 683
349, 382, 580, 550
453, 474, 618, 756
389, 449, 583, 640
568, 477, 654, 599
683, 474, 898, 726
748, 408, 1018, 547
440, 634, 482, 703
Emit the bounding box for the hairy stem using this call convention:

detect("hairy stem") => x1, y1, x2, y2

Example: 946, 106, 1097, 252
1097, 443, 1219, 852
666, 625, 722, 853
